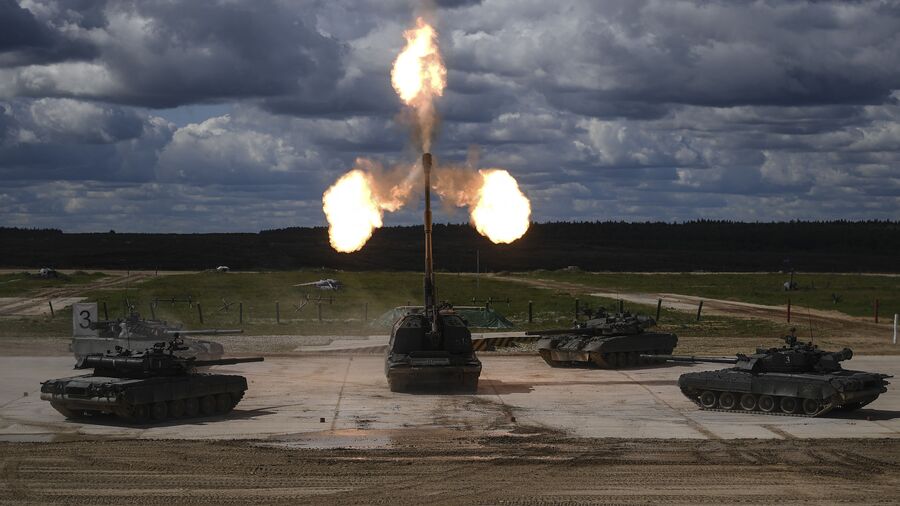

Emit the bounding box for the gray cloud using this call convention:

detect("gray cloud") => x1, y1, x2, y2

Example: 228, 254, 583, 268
0, 0, 899, 232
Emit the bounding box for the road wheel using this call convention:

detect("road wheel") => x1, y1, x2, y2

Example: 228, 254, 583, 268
699, 391, 717, 409
802, 398, 821, 416
758, 395, 776, 413
131, 404, 150, 423
739, 394, 758, 411
200, 395, 216, 416
215, 393, 233, 413
780, 397, 798, 414
718, 392, 736, 410
169, 399, 185, 418
150, 401, 168, 421
184, 398, 200, 417
627, 352, 640, 367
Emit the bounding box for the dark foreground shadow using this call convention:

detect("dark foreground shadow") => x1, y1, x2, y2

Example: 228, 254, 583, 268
63, 407, 278, 428
828, 408, 900, 421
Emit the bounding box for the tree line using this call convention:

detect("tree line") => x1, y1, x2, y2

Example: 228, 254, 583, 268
2, 220, 898, 272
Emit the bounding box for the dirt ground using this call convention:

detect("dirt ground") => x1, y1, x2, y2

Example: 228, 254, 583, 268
2, 436, 898, 505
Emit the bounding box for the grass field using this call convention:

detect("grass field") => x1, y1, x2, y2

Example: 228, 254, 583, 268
518, 271, 900, 319
0, 270, 784, 338
0, 271, 106, 297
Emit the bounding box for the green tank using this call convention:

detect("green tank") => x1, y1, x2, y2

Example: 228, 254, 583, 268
526, 310, 677, 368
41, 339, 263, 424
643, 333, 891, 417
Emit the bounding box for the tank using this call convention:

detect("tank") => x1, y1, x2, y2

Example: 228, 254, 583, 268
71, 311, 240, 361
41, 338, 263, 424
526, 310, 678, 368
643, 333, 892, 417
384, 153, 482, 393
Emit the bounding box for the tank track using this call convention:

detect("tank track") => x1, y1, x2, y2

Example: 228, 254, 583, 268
683, 390, 835, 418
50, 391, 245, 425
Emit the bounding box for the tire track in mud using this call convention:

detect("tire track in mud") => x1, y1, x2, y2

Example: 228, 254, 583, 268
2, 439, 898, 505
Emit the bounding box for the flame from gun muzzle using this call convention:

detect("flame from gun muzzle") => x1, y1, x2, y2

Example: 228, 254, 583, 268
391, 17, 446, 152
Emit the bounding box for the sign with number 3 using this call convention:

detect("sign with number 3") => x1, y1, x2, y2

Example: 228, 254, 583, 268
72, 302, 99, 337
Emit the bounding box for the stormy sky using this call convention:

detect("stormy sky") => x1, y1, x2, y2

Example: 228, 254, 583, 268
1, 0, 899, 232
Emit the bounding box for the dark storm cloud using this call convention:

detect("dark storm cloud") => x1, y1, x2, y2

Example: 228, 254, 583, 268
0, 0, 98, 67
1, 0, 899, 232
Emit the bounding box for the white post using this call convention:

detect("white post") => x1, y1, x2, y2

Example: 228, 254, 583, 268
893, 314, 898, 345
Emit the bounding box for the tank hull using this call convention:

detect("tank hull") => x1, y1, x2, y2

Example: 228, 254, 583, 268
386, 363, 481, 393
677, 368, 890, 417
537, 332, 677, 369
40, 373, 248, 423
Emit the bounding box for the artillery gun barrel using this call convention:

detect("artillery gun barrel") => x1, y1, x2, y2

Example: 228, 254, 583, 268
165, 329, 244, 336
193, 357, 264, 367
640, 354, 739, 364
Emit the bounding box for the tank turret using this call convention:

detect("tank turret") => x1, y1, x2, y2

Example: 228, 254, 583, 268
76, 339, 263, 379
642, 334, 853, 374
41, 339, 263, 424
526, 309, 677, 369
642, 332, 890, 417
526, 311, 656, 337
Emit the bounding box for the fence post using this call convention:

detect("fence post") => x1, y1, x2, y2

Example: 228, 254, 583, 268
875, 299, 879, 324
528, 300, 533, 323
894, 314, 898, 345
102, 301, 109, 320
656, 298, 662, 322
696, 300, 704, 321
276, 301, 280, 324
48, 300, 54, 317
239, 302, 243, 325
618, 299, 624, 313
149, 302, 156, 320
574, 298, 580, 319
787, 298, 791, 323
197, 303, 203, 324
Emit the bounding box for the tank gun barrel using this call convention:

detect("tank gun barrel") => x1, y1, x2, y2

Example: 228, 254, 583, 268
640, 354, 739, 364
193, 357, 264, 367
526, 328, 600, 337
165, 329, 244, 336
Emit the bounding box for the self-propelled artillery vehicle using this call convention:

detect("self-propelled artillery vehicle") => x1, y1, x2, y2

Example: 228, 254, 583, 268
526, 310, 677, 368
643, 333, 891, 417
384, 153, 482, 393
42, 339, 263, 424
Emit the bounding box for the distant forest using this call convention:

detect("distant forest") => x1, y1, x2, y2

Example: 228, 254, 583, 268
2, 221, 898, 273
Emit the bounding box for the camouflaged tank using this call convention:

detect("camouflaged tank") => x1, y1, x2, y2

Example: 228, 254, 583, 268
643, 334, 891, 417
72, 311, 239, 361
42, 339, 263, 424
526, 311, 677, 368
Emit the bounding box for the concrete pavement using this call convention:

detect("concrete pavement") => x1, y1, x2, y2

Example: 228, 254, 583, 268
1, 355, 897, 445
